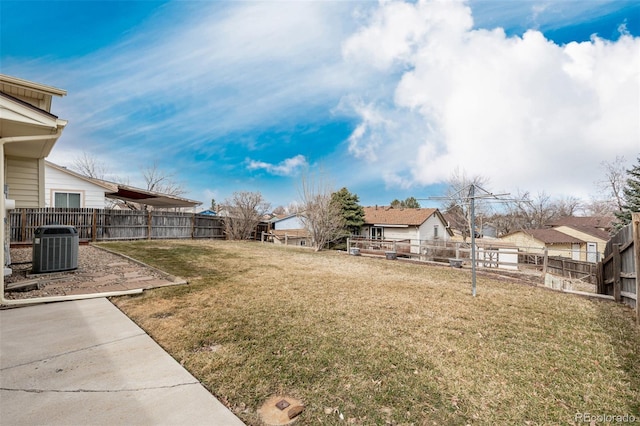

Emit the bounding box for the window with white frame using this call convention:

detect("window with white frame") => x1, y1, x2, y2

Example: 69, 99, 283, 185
434, 225, 439, 239
54, 192, 81, 208
371, 227, 383, 239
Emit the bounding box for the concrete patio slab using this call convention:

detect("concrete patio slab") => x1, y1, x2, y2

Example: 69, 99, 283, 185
0, 298, 245, 425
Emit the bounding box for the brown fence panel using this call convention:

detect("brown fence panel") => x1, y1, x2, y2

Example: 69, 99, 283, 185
98, 210, 149, 240
9, 208, 229, 243
597, 213, 638, 322
10, 208, 97, 242
546, 256, 597, 283
193, 215, 225, 239
150, 211, 193, 239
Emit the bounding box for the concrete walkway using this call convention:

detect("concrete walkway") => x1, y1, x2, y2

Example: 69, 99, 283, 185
0, 298, 245, 425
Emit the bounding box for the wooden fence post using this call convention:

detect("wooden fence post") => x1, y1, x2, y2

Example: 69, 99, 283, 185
542, 248, 548, 276
20, 210, 26, 242
147, 210, 152, 240
191, 214, 196, 240
613, 243, 621, 302
596, 260, 604, 295
92, 209, 97, 242
633, 213, 640, 324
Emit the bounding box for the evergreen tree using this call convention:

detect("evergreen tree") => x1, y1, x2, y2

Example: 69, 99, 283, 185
404, 196, 420, 208
331, 187, 365, 235
614, 156, 640, 229
390, 197, 421, 208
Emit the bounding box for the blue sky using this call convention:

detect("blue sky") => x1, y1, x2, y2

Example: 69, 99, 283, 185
1, 0, 638, 210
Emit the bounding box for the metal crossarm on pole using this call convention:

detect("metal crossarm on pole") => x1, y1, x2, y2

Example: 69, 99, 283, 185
423, 183, 521, 297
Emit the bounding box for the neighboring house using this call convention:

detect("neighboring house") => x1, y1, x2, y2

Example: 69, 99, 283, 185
546, 216, 614, 234
548, 225, 609, 262
272, 214, 305, 230
361, 206, 453, 253
481, 222, 498, 238
544, 216, 613, 262
197, 209, 217, 216
499, 228, 594, 261
441, 209, 496, 241
269, 213, 310, 246
45, 161, 117, 208
44, 161, 201, 210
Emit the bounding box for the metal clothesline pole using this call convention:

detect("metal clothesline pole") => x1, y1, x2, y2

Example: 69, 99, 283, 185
470, 184, 477, 297
424, 183, 520, 298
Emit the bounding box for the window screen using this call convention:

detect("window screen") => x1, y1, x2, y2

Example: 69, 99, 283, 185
54, 192, 81, 208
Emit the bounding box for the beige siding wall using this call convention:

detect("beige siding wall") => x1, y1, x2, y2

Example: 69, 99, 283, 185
553, 225, 607, 259
382, 227, 415, 241
499, 232, 578, 258
5, 156, 43, 208
546, 243, 578, 259
499, 232, 543, 251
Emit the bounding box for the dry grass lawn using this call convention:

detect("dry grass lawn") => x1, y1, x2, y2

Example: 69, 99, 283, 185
102, 240, 640, 425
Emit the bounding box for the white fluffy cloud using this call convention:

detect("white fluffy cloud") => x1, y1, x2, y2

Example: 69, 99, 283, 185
341, 0, 640, 199
246, 155, 308, 176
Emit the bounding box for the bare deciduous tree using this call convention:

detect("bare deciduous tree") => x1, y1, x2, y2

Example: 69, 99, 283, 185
272, 205, 287, 216
598, 156, 627, 212
298, 173, 344, 251
71, 151, 110, 179
142, 162, 186, 196
442, 168, 491, 241
223, 191, 270, 240
584, 198, 616, 216
511, 191, 552, 229
551, 195, 583, 218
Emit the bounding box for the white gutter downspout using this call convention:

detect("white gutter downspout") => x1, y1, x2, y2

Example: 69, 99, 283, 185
1, 133, 142, 306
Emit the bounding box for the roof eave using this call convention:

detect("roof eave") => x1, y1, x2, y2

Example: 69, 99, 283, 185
0, 74, 67, 97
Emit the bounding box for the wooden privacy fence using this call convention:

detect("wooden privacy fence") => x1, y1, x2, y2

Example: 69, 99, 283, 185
545, 256, 597, 284
597, 213, 639, 323
9, 208, 226, 243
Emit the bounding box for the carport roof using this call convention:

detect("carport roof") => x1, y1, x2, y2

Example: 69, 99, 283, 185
105, 183, 202, 208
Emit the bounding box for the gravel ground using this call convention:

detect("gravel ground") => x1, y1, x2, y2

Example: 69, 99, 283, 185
4, 245, 171, 300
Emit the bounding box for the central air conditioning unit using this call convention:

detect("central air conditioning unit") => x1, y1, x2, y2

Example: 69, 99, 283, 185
32, 225, 79, 274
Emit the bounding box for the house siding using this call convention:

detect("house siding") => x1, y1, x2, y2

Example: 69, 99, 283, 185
5, 156, 41, 208
44, 164, 108, 208
499, 232, 579, 259
552, 225, 606, 261
361, 214, 450, 254
273, 215, 304, 230
419, 215, 449, 242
